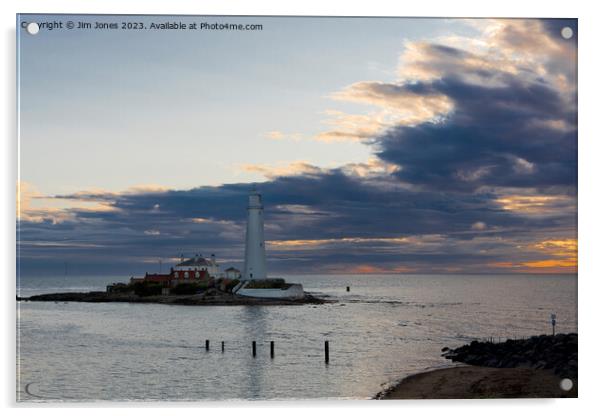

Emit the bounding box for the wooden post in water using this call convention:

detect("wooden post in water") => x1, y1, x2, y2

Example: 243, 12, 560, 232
325, 340, 330, 363
270, 341, 274, 358
221, 341, 225, 352
252, 341, 257, 357
346, 286, 350, 292
205, 339, 210, 350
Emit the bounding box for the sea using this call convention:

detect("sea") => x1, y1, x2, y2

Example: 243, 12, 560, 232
16, 273, 577, 401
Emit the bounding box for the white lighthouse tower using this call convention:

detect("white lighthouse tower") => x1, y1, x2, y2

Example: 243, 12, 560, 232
235, 188, 305, 299
242, 188, 267, 280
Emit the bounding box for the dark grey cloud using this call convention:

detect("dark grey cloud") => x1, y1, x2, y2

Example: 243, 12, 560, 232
375, 75, 576, 193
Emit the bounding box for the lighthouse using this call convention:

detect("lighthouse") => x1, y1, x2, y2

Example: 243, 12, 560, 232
242, 188, 267, 280
236, 188, 305, 299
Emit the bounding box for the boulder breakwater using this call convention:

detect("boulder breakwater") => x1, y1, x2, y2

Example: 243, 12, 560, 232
442, 333, 577, 379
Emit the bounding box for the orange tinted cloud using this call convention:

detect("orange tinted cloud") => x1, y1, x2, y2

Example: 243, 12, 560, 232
532, 239, 577, 254
17, 181, 117, 224
240, 161, 325, 179
268, 236, 411, 250
494, 195, 572, 213
315, 81, 454, 142
488, 238, 577, 273
522, 259, 577, 268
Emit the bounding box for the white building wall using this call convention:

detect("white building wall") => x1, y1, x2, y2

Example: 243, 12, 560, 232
174, 266, 207, 272
173, 260, 219, 278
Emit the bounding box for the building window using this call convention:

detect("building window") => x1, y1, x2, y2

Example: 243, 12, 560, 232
195, 271, 200, 278
184, 272, 189, 278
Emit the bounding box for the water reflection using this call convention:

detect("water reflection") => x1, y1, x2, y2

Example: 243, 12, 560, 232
238, 306, 269, 399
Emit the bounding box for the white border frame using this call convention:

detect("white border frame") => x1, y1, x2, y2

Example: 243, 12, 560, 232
3, 1, 599, 415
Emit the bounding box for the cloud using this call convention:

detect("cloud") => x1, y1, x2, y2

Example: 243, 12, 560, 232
315, 110, 386, 142
340, 158, 400, 178
18, 169, 575, 275
240, 158, 402, 182
374, 75, 576, 192
264, 130, 304, 141
494, 194, 575, 215
471, 222, 487, 231
17, 181, 117, 224
317, 19, 576, 147
240, 161, 326, 179
330, 81, 454, 123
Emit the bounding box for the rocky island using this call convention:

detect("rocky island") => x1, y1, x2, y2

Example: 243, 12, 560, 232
17, 286, 328, 306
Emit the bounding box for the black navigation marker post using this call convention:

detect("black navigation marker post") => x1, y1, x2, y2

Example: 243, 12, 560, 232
221, 341, 225, 352
551, 313, 557, 336
325, 340, 330, 364
270, 341, 275, 359
252, 341, 257, 357
205, 339, 210, 350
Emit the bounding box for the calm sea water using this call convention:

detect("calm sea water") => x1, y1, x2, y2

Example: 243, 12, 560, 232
16, 274, 577, 401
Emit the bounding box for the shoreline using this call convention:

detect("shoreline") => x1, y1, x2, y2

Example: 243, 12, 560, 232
375, 365, 577, 399
377, 334, 578, 399
17, 290, 330, 306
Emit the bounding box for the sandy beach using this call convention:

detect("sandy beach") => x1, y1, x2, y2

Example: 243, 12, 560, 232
377, 365, 577, 399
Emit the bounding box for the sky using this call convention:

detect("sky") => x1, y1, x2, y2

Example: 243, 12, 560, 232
17, 15, 577, 276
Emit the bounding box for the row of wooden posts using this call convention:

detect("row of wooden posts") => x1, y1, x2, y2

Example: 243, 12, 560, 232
204, 339, 330, 363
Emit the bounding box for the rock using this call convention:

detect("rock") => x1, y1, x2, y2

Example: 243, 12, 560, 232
485, 358, 498, 367
442, 333, 577, 377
